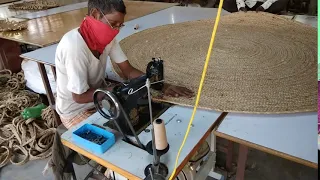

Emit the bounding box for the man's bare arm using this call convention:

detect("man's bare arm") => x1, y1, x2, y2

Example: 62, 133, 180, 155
72, 87, 113, 104
116, 60, 144, 79
70, 61, 139, 104
116, 60, 194, 97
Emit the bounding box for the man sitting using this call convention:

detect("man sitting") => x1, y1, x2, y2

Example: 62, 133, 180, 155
222, 0, 289, 14
55, 0, 194, 129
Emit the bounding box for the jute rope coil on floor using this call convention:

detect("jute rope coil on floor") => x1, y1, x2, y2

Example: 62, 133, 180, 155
8, 0, 59, 10
114, 12, 317, 114
0, 69, 56, 168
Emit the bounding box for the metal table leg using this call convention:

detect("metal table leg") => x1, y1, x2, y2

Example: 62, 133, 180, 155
209, 132, 216, 172
51, 66, 57, 81
37, 62, 61, 125
235, 145, 248, 180
226, 141, 234, 171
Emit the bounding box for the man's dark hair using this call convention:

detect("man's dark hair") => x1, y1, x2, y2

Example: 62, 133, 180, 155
88, 0, 126, 15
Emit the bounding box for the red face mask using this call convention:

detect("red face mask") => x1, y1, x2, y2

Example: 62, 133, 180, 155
80, 16, 119, 54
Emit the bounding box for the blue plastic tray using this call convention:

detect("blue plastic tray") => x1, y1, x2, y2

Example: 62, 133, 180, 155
72, 123, 115, 154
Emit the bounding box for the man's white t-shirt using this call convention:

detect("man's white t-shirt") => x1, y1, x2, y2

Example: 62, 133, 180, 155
236, 0, 278, 10
55, 28, 127, 119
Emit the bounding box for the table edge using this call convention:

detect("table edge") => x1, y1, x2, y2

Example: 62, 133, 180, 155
213, 131, 318, 169
61, 112, 228, 179
20, 54, 55, 66
61, 139, 143, 180
170, 112, 228, 178
0, 35, 45, 47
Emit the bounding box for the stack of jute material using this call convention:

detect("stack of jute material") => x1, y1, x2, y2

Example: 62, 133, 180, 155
8, 0, 59, 10
114, 12, 317, 114
0, 19, 28, 32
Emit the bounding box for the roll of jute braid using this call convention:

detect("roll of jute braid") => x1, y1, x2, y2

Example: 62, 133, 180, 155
0, 69, 56, 168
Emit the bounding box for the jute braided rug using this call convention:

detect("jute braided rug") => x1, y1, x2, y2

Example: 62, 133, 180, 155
113, 12, 317, 114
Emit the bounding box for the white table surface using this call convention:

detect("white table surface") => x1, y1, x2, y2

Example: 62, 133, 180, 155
216, 112, 318, 164
14, 1, 87, 19
281, 15, 294, 19
294, 15, 317, 28
20, 6, 230, 66
61, 105, 223, 179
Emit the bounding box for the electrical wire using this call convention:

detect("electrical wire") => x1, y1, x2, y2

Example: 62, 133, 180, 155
168, 0, 225, 179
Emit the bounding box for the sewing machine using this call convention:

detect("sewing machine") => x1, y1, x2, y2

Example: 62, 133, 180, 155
94, 57, 166, 136
93, 58, 214, 180
93, 58, 170, 179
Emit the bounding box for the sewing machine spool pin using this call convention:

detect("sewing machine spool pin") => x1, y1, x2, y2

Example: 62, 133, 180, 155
146, 79, 158, 165
144, 141, 169, 178
144, 170, 165, 180
144, 78, 169, 179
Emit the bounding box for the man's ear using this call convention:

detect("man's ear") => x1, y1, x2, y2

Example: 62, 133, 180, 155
90, 8, 101, 20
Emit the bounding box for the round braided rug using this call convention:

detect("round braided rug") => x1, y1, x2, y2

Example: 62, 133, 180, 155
113, 12, 317, 114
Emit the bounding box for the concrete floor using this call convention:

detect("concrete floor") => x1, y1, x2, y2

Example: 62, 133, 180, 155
0, 157, 94, 180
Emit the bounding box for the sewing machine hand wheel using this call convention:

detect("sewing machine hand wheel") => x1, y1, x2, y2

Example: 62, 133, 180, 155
93, 89, 121, 121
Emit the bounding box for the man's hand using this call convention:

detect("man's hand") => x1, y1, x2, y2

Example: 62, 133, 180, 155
72, 86, 114, 104
163, 84, 194, 98
256, 6, 265, 12
116, 61, 194, 98
117, 60, 144, 80
239, 7, 247, 12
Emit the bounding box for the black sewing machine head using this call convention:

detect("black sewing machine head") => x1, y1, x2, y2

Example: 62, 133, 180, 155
102, 58, 168, 136
116, 57, 164, 93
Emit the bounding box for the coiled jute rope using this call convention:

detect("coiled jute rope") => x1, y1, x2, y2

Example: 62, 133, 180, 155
0, 69, 56, 168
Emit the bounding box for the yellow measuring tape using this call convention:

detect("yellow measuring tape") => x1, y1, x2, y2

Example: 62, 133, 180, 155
168, 0, 225, 179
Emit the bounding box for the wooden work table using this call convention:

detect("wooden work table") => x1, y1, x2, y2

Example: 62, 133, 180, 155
0, 2, 33, 19
0, 0, 87, 19
0, 1, 177, 47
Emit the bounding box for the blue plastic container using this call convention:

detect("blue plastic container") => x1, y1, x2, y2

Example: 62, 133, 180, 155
72, 123, 115, 154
